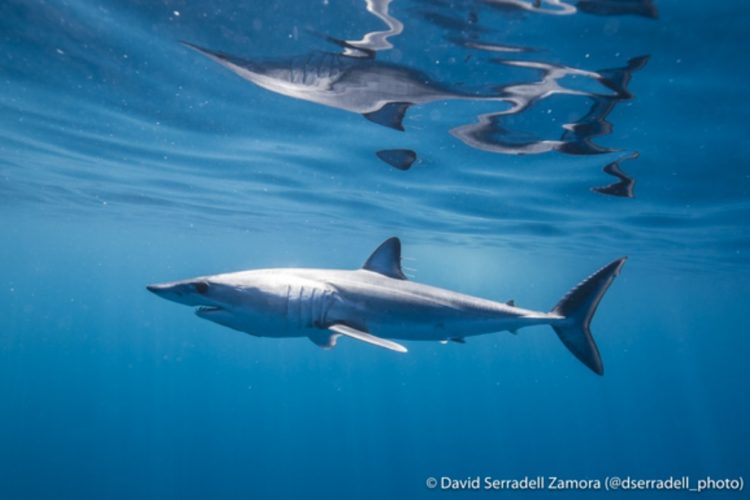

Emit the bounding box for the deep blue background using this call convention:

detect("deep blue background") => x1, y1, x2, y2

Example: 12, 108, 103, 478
1, 0, 748, 498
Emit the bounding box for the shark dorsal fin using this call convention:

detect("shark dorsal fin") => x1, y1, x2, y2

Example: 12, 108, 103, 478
362, 237, 407, 280
506, 299, 515, 306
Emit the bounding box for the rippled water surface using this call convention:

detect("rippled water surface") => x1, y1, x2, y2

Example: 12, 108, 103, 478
1, 1, 749, 498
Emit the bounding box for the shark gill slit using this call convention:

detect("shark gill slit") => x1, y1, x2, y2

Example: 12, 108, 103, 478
296, 285, 304, 328
284, 284, 292, 327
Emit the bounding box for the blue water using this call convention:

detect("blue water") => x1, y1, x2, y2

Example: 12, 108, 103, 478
1, 0, 749, 498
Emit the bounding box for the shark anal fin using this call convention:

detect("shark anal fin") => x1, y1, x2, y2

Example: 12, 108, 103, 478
363, 102, 412, 131
328, 324, 407, 353
362, 237, 407, 280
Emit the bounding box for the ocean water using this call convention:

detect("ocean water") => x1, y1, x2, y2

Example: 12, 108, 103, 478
1, 0, 749, 498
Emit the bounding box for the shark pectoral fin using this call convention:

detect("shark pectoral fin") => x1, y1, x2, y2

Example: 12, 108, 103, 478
363, 102, 412, 131
308, 332, 340, 350
328, 324, 407, 353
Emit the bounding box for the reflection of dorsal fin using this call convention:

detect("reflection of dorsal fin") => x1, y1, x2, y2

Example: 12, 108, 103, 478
307, 30, 375, 59
506, 299, 515, 306
376, 149, 417, 171
450, 337, 466, 344
363, 102, 411, 131
362, 237, 407, 280
329, 37, 374, 59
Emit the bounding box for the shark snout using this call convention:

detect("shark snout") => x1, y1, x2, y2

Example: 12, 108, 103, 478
146, 282, 183, 297
146, 280, 212, 307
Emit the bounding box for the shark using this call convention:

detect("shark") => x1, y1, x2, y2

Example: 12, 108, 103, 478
147, 237, 625, 375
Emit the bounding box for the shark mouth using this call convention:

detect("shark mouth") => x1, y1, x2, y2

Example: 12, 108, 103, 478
196, 305, 222, 314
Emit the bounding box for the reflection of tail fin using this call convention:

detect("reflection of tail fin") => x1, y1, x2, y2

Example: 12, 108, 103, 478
592, 152, 638, 198
577, 0, 658, 19
551, 257, 626, 375
558, 56, 649, 155
598, 55, 650, 98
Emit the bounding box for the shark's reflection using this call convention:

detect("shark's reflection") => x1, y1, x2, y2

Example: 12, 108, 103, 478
450, 56, 648, 155
485, 0, 577, 16
184, 40, 645, 151
578, 0, 657, 17
183, 0, 650, 193
592, 152, 638, 198
376, 149, 418, 170
182, 41, 504, 132
487, 0, 657, 18
344, 0, 404, 54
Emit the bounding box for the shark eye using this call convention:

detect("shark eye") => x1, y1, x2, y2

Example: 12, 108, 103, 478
194, 281, 209, 294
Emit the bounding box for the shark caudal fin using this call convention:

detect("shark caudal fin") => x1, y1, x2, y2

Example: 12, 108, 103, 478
551, 257, 626, 375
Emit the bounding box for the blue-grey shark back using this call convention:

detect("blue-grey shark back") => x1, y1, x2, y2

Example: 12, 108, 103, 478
147, 237, 625, 375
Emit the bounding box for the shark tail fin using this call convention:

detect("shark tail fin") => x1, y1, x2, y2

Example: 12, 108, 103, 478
550, 257, 626, 375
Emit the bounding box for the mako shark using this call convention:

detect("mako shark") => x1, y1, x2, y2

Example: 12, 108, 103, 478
147, 238, 625, 375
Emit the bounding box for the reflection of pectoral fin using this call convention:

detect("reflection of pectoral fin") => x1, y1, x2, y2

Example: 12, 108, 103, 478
363, 102, 412, 131
328, 324, 408, 353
